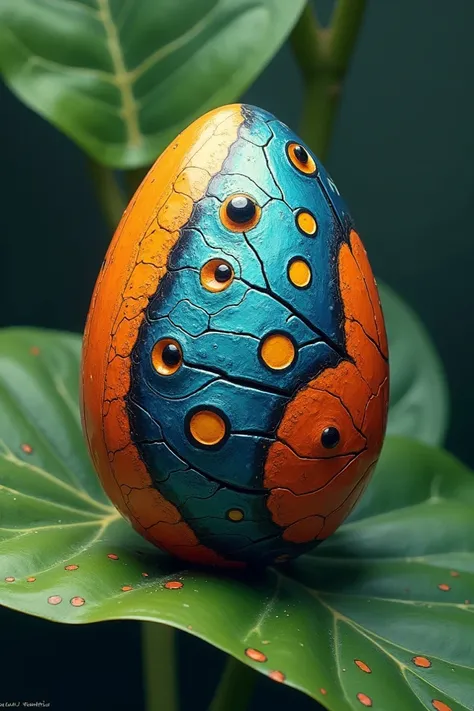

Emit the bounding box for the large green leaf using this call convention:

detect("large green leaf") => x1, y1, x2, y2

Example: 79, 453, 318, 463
0, 0, 305, 168
0, 323, 467, 711
380, 283, 449, 446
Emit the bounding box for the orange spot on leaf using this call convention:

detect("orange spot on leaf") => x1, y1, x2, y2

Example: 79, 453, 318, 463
30, 346, 40, 356
21, 443, 33, 454
268, 671, 285, 683
65, 565, 79, 571
164, 581, 183, 590
245, 648, 267, 663
142, 572, 149, 577
438, 584, 451, 591
70, 596, 85, 607
26, 577, 36, 583
357, 692, 373, 707
432, 701, 453, 711
48, 595, 62, 605
320, 688, 327, 696
4, 577, 15, 583
413, 656, 431, 668
355, 660, 372, 673
450, 571, 460, 577
121, 585, 133, 592
107, 553, 119, 560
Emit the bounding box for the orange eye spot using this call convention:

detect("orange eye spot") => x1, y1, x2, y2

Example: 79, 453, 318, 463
296, 210, 318, 235
260, 333, 296, 371
287, 142, 317, 175
220, 194, 261, 232
227, 509, 244, 522
189, 409, 227, 447
288, 258, 312, 288
151, 338, 182, 376
200, 259, 234, 292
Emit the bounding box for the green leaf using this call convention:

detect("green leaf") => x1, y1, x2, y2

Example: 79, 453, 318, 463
0, 0, 306, 168
1, 326, 467, 711
380, 283, 449, 446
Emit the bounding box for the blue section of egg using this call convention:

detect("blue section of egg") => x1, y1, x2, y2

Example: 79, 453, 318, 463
128, 105, 347, 562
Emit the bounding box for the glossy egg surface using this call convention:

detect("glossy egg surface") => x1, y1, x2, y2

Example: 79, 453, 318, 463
81, 104, 389, 567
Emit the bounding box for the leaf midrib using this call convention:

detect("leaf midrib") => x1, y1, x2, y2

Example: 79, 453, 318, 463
95, 0, 141, 148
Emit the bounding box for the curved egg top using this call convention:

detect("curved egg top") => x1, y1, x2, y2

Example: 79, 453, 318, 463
81, 104, 389, 567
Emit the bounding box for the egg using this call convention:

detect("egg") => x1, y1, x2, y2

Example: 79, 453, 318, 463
81, 104, 389, 567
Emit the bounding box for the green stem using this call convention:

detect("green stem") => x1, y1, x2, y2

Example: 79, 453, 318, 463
87, 158, 126, 233
290, 0, 368, 161
330, 0, 368, 68
141, 622, 178, 711
208, 656, 258, 711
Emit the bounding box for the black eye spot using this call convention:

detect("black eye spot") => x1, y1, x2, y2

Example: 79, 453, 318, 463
162, 343, 181, 367
321, 427, 340, 449
226, 195, 256, 224
293, 145, 308, 164
214, 263, 232, 283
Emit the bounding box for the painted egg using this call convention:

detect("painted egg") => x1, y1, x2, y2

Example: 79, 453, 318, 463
81, 104, 389, 567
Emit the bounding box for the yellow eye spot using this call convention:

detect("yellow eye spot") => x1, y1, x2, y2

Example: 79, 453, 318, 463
296, 210, 317, 235
227, 509, 244, 522
189, 410, 227, 447
151, 339, 182, 376
260, 333, 296, 371
288, 258, 312, 288
200, 259, 234, 292
286, 142, 317, 175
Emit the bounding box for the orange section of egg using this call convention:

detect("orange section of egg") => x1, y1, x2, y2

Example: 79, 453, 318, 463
264, 231, 389, 543
81, 105, 246, 567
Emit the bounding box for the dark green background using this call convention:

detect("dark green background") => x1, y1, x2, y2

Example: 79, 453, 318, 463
1, 1, 472, 709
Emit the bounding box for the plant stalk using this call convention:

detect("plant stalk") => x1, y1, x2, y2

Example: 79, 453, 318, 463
87, 158, 126, 233
290, 0, 368, 161
141, 622, 179, 711
208, 656, 258, 711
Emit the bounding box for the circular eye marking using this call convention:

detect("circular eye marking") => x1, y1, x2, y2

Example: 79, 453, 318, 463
201, 259, 234, 293
288, 258, 312, 289
227, 509, 244, 522
188, 409, 228, 448
152, 338, 182, 376
220, 194, 261, 232
296, 209, 318, 236
321, 426, 340, 449
260, 333, 296, 371
215, 263, 232, 282
294, 145, 308, 164
227, 195, 255, 223
286, 142, 317, 175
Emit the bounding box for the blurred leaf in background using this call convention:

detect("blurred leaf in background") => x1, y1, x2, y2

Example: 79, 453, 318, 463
380, 283, 449, 446
0, 0, 306, 168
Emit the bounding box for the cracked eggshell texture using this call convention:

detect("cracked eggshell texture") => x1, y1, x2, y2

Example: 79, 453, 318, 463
80, 104, 389, 567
